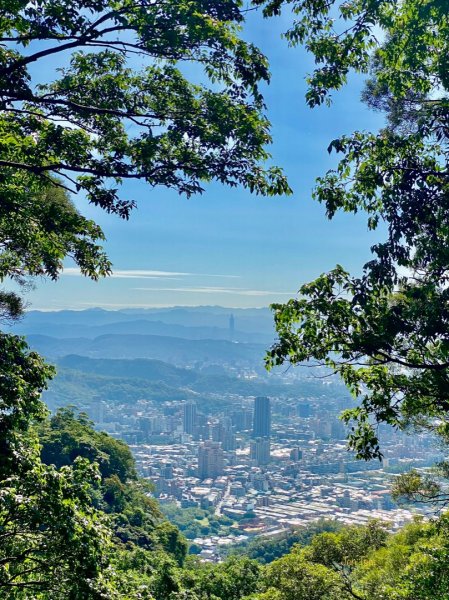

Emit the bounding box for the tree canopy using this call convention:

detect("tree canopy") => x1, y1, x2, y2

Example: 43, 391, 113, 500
263, 0, 449, 459
0, 0, 293, 323
248, 516, 449, 600
0, 0, 290, 217
39, 407, 137, 482
0, 343, 114, 597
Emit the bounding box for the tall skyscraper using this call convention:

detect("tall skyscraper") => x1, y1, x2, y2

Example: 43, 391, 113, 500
197, 441, 224, 479
183, 401, 197, 434
229, 313, 235, 340
297, 402, 312, 418
252, 396, 271, 438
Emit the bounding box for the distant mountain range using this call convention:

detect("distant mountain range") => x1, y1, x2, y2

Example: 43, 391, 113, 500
6, 307, 346, 414
10, 307, 275, 343
25, 333, 267, 367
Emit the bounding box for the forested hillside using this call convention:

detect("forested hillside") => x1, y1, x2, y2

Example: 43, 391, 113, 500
25, 333, 266, 365
41, 354, 342, 414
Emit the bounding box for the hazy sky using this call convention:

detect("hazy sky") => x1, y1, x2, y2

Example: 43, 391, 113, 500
24, 9, 384, 311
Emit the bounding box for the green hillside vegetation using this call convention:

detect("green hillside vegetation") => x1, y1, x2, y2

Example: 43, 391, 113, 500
176, 516, 449, 600
44, 368, 194, 408
161, 503, 236, 542
227, 520, 343, 564
59, 355, 199, 386
249, 516, 449, 600
37, 409, 189, 594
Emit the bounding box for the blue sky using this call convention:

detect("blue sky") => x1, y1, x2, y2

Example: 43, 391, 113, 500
24, 9, 384, 311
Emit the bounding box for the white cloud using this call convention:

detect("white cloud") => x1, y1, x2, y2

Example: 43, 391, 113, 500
62, 268, 240, 280
133, 286, 292, 297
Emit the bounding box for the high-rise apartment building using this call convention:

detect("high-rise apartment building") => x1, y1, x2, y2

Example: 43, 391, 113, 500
197, 441, 224, 479
211, 418, 236, 451
183, 401, 197, 434
161, 463, 173, 479
290, 447, 303, 461
250, 438, 270, 466
231, 408, 253, 432
252, 396, 271, 438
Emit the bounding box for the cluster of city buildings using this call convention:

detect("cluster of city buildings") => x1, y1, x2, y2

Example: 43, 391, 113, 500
109, 392, 443, 561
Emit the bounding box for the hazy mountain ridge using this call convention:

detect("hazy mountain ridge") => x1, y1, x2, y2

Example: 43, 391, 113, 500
26, 333, 267, 367
14, 306, 275, 332
11, 318, 271, 343
43, 367, 197, 411
59, 354, 199, 386
43, 355, 341, 413
17, 308, 344, 415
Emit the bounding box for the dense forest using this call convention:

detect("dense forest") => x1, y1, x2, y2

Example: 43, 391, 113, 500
2, 0, 449, 598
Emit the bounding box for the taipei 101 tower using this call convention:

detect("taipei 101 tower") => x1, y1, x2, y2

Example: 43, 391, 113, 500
229, 313, 235, 341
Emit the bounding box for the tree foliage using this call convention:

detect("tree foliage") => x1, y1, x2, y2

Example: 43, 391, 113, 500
0, 335, 116, 597
303, 520, 388, 568
39, 407, 137, 482
256, 553, 351, 600
0, 0, 290, 218
0, 181, 111, 283
38, 407, 188, 559
0, 456, 113, 598
248, 517, 449, 600
0, 1, 293, 323
179, 555, 262, 600
262, 0, 449, 459
227, 519, 342, 564
0, 333, 54, 478
0, 352, 186, 597
161, 503, 234, 542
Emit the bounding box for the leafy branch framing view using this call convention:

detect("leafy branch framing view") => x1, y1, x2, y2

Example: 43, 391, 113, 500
1, 0, 449, 597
